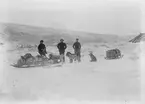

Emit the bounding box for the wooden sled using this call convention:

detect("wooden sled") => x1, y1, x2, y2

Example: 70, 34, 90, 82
105, 55, 124, 60
11, 62, 62, 68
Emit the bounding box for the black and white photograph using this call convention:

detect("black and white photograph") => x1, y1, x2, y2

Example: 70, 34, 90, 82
0, 0, 145, 104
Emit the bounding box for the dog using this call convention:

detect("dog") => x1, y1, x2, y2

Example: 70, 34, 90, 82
89, 52, 97, 62
33, 54, 50, 65
16, 53, 35, 67
66, 52, 77, 63
48, 53, 62, 64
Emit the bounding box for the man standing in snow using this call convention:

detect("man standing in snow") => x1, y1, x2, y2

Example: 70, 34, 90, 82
38, 40, 47, 56
73, 38, 81, 62
57, 39, 67, 62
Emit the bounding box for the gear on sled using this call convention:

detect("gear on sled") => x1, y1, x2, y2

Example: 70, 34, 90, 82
11, 53, 62, 68
105, 48, 123, 60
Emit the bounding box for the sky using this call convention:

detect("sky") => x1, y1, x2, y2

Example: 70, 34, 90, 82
0, 0, 144, 35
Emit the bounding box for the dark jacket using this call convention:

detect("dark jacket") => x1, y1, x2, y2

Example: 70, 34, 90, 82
38, 43, 46, 52
57, 42, 67, 51
73, 42, 81, 50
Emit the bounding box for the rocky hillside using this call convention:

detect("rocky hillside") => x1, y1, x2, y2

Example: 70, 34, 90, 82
0, 23, 133, 46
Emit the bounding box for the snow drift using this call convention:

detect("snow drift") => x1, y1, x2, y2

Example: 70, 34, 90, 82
0, 23, 142, 104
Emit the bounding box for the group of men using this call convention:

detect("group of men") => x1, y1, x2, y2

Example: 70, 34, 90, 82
38, 38, 81, 62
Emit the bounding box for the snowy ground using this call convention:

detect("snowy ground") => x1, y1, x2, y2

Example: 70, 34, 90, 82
0, 40, 143, 104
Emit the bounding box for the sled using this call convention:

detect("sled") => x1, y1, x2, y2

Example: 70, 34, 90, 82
105, 55, 124, 60
11, 62, 62, 68
11, 59, 63, 68
11, 53, 62, 68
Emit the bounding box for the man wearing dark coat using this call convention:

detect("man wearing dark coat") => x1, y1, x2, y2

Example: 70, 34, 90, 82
57, 39, 67, 62
73, 38, 81, 62
38, 40, 47, 56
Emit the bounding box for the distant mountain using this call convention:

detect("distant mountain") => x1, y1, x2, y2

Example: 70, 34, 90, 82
0, 23, 133, 46
129, 33, 145, 43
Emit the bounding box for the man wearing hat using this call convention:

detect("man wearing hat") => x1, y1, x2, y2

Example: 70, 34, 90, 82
38, 40, 47, 56
73, 38, 81, 62
57, 39, 67, 62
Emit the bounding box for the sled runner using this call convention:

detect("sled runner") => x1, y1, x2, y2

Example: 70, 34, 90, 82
11, 63, 62, 68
